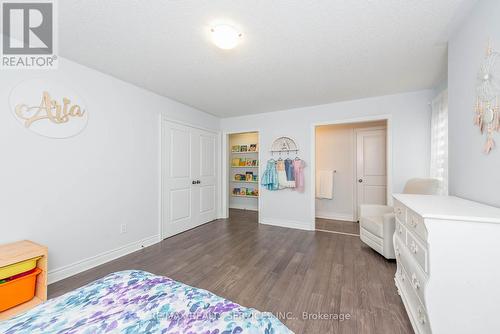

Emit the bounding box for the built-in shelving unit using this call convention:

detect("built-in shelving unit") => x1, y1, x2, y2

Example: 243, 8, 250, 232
229, 133, 259, 210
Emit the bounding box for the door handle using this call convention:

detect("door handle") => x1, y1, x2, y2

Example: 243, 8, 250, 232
358, 179, 363, 183
192, 180, 196, 185
196, 180, 201, 184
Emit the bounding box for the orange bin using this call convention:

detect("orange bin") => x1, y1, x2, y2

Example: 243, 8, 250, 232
0, 268, 42, 311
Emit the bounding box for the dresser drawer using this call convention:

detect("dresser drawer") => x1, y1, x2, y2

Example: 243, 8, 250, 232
394, 233, 405, 260
394, 200, 406, 223
396, 236, 427, 305
407, 231, 428, 273
395, 219, 406, 244
406, 209, 428, 240
400, 267, 432, 334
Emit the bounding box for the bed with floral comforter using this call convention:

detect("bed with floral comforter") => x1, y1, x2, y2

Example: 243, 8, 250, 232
0, 270, 292, 334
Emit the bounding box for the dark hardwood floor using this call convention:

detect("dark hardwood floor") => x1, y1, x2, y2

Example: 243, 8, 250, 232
49, 209, 412, 334
315, 218, 360, 235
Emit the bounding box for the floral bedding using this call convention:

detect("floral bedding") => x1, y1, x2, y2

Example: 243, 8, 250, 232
0, 270, 292, 334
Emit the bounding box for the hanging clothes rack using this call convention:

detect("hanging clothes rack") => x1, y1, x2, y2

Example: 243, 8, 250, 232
270, 136, 299, 157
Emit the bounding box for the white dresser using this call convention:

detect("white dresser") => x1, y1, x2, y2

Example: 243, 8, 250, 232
393, 194, 500, 334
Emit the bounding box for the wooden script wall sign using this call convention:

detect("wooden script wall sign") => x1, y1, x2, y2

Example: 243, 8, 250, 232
10, 79, 88, 138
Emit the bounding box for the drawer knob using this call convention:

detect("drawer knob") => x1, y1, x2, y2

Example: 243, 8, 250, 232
410, 241, 418, 254
417, 307, 426, 324
411, 273, 421, 289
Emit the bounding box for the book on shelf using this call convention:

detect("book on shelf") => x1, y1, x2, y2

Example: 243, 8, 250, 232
231, 158, 259, 167
231, 144, 257, 153
233, 172, 258, 182
231, 187, 258, 197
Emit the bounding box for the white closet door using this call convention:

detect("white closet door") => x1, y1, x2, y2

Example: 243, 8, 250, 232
356, 128, 387, 217
162, 121, 195, 238
196, 130, 217, 225
162, 121, 217, 238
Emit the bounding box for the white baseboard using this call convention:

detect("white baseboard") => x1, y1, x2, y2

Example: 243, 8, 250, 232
315, 211, 355, 222
260, 218, 314, 231
48, 235, 161, 284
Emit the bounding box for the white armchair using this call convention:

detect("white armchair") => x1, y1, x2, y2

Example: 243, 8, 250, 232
359, 178, 441, 259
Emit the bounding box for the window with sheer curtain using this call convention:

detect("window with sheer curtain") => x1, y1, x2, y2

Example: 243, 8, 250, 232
430, 90, 448, 195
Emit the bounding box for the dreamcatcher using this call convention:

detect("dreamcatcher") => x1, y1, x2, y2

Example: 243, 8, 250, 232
474, 42, 500, 154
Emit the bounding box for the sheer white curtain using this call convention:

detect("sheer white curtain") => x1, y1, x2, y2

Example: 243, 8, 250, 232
430, 89, 448, 195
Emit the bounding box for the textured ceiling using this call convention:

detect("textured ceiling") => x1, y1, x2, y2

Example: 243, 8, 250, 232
59, 0, 477, 117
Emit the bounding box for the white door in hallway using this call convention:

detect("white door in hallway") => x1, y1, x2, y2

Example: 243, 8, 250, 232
356, 128, 387, 218
162, 120, 217, 238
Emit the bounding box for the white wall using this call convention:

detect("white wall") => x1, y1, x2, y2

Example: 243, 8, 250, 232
448, 0, 500, 207
221, 90, 432, 230
0, 58, 219, 282
315, 121, 386, 221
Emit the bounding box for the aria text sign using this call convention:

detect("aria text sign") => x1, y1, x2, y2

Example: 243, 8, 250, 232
10, 79, 88, 138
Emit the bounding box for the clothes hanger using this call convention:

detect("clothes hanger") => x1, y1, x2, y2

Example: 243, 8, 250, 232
294, 151, 301, 160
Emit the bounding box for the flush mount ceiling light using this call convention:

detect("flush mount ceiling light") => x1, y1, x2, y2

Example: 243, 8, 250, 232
210, 24, 242, 50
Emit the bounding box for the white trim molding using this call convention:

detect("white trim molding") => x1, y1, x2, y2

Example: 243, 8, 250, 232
48, 235, 160, 284
260, 218, 314, 231
315, 211, 355, 222
310, 114, 393, 226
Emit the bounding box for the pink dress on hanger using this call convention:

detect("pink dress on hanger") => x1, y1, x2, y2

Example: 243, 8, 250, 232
293, 159, 305, 191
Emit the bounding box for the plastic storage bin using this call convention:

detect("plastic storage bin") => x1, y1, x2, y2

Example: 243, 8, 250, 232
0, 268, 42, 311
0, 257, 41, 280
